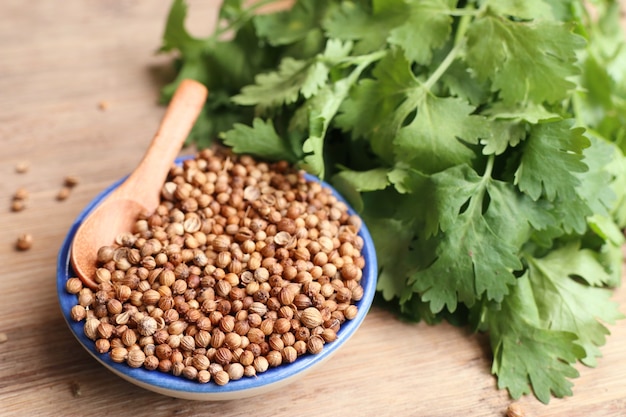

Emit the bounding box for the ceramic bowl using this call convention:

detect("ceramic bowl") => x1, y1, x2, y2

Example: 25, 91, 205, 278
57, 159, 378, 401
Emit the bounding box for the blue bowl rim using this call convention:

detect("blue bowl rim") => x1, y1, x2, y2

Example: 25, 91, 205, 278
57, 157, 378, 397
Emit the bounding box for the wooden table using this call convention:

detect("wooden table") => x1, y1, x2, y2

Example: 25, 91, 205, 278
2, 1, 626, 416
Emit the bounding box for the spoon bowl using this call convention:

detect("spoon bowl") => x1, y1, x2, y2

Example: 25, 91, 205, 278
70, 79, 208, 289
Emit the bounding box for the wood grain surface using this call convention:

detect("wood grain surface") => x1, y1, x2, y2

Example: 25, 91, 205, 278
1, 1, 626, 416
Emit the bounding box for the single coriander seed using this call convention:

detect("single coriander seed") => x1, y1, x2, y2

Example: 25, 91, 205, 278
300, 307, 324, 329
70, 305, 87, 322
13, 187, 29, 201
15, 233, 33, 251
15, 161, 29, 174
506, 403, 525, 417
64, 175, 79, 187
214, 370, 230, 386
65, 277, 83, 294
56, 186, 71, 201
10, 200, 26, 212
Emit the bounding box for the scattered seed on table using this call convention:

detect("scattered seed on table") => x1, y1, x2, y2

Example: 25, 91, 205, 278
506, 403, 525, 417
69, 381, 82, 398
13, 187, 29, 201
0, 332, 7, 343
57, 186, 71, 201
64, 175, 79, 187
11, 187, 29, 211
15, 161, 30, 174
11, 200, 26, 212
15, 233, 33, 251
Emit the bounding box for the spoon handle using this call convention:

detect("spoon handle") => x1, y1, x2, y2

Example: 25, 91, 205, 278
118, 79, 208, 208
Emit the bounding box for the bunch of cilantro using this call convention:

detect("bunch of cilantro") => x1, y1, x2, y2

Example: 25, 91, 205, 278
159, 0, 626, 404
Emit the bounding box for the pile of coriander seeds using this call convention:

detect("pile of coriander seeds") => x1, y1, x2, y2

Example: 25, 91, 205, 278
66, 148, 366, 385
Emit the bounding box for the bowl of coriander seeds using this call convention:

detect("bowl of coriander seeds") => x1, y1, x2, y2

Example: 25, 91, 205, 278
57, 148, 377, 400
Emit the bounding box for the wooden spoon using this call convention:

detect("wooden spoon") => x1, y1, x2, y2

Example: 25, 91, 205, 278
71, 79, 208, 289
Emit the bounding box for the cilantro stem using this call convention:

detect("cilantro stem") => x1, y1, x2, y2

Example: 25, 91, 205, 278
483, 153, 495, 180
449, 8, 480, 17
341, 50, 387, 68
423, 11, 473, 92
212, 0, 281, 40
423, 40, 464, 91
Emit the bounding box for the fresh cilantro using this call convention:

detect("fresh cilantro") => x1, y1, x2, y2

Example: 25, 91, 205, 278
408, 164, 521, 313
514, 121, 589, 201
524, 243, 623, 366
487, 274, 586, 404
466, 17, 584, 105
221, 118, 300, 162
232, 57, 318, 108
393, 95, 488, 174
159, 0, 626, 404
388, 0, 455, 65
323, 0, 407, 54
253, 0, 326, 46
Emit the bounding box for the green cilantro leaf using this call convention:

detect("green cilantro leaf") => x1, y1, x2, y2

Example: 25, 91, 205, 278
409, 165, 521, 313
336, 49, 417, 162
323, 0, 407, 54
525, 242, 624, 366
232, 57, 315, 108
160, 0, 204, 54
221, 118, 300, 162
333, 167, 391, 193
484, 0, 554, 20
441, 59, 490, 106
488, 274, 586, 404
480, 103, 560, 155
394, 95, 488, 174
419, 163, 483, 237
232, 37, 355, 110
514, 120, 590, 201
482, 180, 556, 249
605, 139, 626, 228
388, 0, 455, 65
466, 17, 584, 104
575, 135, 616, 217
253, 0, 326, 46
367, 217, 417, 302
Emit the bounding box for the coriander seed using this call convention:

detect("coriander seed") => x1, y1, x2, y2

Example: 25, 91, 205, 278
197, 369, 211, 384
69, 149, 366, 386
506, 403, 525, 417
266, 350, 282, 367
65, 277, 83, 294
95, 338, 111, 354
110, 347, 128, 363
306, 335, 325, 354
70, 305, 87, 322
10, 200, 26, 212
15, 233, 33, 251
64, 175, 79, 187
13, 187, 29, 201
83, 317, 100, 340
56, 186, 71, 201
253, 356, 269, 374
127, 349, 146, 368
213, 370, 230, 386
226, 363, 244, 380
300, 308, 324, 329
15, 161, 29, 174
